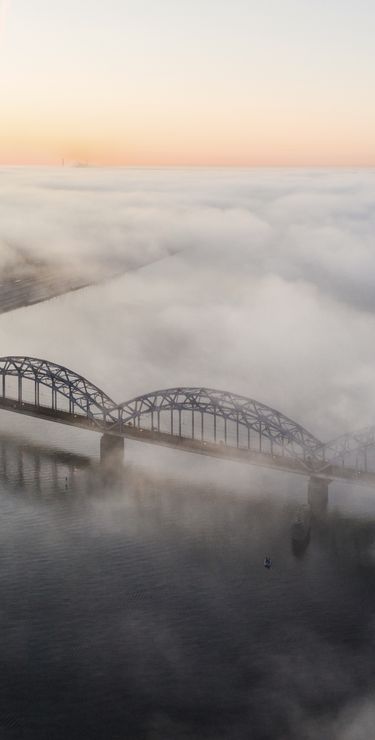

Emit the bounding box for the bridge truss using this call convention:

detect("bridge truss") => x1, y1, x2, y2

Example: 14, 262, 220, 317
117, 387, 323, 463
0, 356, 119, 426
0, 356, 375, 478
317, 426, 375, 474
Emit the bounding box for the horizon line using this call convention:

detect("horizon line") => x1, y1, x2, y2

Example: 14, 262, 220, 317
2, 163, 375, 170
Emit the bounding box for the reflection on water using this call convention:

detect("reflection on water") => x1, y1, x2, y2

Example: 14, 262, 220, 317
1, 432, 375, 739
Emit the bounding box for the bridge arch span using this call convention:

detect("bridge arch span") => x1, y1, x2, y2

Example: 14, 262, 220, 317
117, 387, 322, 460
0, 356, 118, 425
318, 426, 375, 474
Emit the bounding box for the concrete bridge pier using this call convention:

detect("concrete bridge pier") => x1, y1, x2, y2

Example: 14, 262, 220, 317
308, 476, 330, 516
100, 434, 124, 470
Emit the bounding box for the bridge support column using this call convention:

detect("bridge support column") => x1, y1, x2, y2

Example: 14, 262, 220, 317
100, 434, 124, 470
308, 476, 330, 516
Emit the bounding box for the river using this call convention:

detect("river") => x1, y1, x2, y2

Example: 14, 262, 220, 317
0, 415, 375, 739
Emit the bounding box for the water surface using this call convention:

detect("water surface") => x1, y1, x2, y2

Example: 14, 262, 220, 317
0, 426, 374, 739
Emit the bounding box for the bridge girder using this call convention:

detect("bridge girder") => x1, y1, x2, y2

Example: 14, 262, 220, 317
0, 356, 119, 426
2, 357, 375, 474
316, 426, 375, 473
117, 387, 323, 461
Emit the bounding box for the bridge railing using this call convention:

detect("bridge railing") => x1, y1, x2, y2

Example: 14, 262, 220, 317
315, 427, 375, 476
115, 387, 325, 468
0, 356, 119, 427
3, 358, 375, 476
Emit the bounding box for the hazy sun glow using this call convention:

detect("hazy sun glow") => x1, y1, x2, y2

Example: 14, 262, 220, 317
1, 0, 375, 166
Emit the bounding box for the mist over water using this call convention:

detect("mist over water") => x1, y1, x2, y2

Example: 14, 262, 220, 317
1, 428, 375, 740
1, 167, 375, 437
1, 168, 375, 738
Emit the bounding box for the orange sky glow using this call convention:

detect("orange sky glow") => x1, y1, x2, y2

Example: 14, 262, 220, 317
1, 0, 375, 167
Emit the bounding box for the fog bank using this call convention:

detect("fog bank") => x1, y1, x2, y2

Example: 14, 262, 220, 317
1, 167, 375, 440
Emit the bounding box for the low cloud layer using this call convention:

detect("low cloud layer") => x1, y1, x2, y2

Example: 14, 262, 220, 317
1, 167, 375, 441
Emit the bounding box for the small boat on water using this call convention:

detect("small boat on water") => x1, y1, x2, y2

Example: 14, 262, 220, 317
291, 505, 311, 544
264, 556, 272, 569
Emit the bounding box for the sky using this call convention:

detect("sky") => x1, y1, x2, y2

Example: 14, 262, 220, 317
1, 0, 375, 166
1, 166, 375, 443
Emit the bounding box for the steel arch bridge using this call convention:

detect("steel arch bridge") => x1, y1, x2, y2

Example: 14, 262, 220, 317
117, 387, 323, 463
1, 355, 375, 484
0, 356, 119, 427
317, 426, 375, 475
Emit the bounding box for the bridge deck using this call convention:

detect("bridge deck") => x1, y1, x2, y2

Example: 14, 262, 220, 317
1, 397, 374, 486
